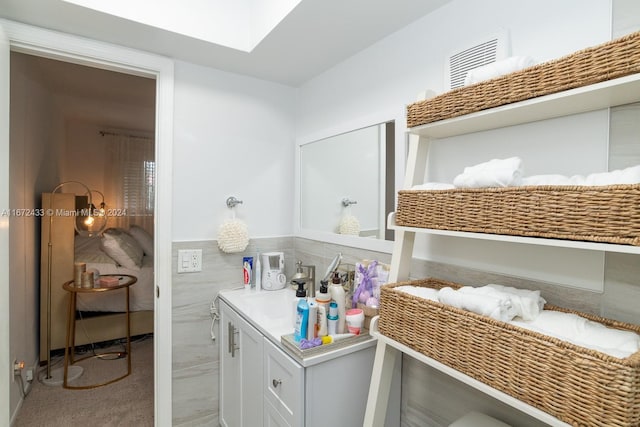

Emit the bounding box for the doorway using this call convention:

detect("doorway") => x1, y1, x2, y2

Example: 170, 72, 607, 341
11, 50, 155, 415
1, 19, 174, 426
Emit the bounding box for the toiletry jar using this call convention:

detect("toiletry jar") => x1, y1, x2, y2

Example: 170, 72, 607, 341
379, 278, 640, 427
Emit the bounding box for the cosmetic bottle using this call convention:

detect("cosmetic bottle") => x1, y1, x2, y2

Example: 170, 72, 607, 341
329, 272, 346, 334
314, 280, 331, 336
327, 301, 338, 335
294, 286, 309, 343
292, 280, 306, 327
315, 280, 331, 312
317, 304, 328, 336
307, 299, 318, 339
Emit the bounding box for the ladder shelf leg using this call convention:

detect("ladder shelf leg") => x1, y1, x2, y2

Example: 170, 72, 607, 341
363, 338, 400, 427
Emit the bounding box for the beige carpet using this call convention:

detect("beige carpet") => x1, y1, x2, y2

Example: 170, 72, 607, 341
14, 335, 154, 427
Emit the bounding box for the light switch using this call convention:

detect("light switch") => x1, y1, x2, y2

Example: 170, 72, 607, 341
177, 249, 202, 273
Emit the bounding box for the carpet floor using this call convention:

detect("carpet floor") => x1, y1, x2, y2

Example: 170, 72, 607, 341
14, 335, 154, 427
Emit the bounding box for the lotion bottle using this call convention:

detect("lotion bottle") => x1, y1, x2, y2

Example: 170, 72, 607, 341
327, 301, 338, 335
294, 290, 309, 343
329, 272, 346, 334
315, 280, 331, 337
317, 304, 328, 337
315, 280, 331, 313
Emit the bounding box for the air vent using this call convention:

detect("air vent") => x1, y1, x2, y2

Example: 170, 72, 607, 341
445, 30, 509, 90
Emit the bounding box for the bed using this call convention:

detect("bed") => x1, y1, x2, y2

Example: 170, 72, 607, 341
39, 192, 155, 363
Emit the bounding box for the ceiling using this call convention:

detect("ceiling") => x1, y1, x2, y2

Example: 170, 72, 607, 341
1, 0, 451, 87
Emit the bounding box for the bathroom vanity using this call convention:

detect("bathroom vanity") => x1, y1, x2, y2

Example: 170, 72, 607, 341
218, 287, 398, 427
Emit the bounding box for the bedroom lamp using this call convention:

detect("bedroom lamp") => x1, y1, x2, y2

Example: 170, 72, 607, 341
43, 181, 106, 386
91, 189, 107, 217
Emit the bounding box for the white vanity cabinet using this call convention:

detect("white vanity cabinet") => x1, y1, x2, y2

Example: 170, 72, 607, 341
220, 300, 264, 427
263, 339, 303, 426
219, 290, 396, 427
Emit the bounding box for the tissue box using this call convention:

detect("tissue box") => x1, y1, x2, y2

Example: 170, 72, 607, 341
98, 276, 120, 287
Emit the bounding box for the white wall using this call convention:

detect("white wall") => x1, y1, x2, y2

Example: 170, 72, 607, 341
295, 0, 612, 290
8, 52, 58, 420
296, 0, 610, 137
171, 61, 297, 242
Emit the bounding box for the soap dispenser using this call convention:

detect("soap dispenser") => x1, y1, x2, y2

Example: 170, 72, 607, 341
315, 280, 331, 310
293, 281, 309, 342
315, 280, 330, 336
329, 272, 346, 334
292, 279, 306, 327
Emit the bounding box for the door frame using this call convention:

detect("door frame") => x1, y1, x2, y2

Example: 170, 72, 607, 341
0, 18, 174, 426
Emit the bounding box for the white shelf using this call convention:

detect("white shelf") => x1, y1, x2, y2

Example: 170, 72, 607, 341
368, 317, 571, 427
410, 73, 640, 138
388, 212, 640, 254
364, 68, 640, 427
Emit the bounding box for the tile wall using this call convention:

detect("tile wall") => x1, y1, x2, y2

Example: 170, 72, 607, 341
172, 236, 640, 426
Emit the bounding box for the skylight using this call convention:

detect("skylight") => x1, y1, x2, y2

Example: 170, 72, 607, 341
61, 0, 302, 52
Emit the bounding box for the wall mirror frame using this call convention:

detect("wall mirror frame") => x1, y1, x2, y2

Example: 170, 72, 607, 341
294, 108, 407, 253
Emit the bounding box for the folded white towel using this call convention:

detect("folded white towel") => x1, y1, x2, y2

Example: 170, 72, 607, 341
486, 284, 546, 321
395, 285, 439, 302
522, 165, 640, 187
511, 310, 640, 358
439, 286, 513, 322
582, 165, 640, 186
453, 157, 523, 188
411, 182, 456, 190
464, 56, 536, 86
521, 174, 582, 186
580, 320, 640, 355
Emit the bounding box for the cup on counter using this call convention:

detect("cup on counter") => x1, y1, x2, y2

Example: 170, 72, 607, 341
345, 308, 364, 335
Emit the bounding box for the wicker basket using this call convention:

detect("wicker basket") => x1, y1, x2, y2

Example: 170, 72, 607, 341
407, 31, 640, 128
396, 184, 640, 246
379, 278, 640, 426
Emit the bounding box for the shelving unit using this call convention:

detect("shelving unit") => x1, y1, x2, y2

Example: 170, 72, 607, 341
363, 73, 640, 427
388, 212, 640, 255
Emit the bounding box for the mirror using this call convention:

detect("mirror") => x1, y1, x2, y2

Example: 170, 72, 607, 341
298, 121, 395, 242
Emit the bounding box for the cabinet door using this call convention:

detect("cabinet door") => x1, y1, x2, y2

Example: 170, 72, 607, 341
264, 399, 290, 427
264, 339, 304, 427
220, 301, 264, 427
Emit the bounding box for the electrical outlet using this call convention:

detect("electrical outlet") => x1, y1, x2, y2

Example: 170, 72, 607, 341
12, 359, 24, 382
177, 249, 202, 273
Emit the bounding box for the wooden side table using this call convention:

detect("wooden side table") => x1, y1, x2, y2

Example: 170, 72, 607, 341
62, 274, 138, 389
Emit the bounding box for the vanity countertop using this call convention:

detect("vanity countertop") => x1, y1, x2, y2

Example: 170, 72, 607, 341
219, 286, 376, 367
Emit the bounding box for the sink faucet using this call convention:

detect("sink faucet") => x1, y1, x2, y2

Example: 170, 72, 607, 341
292, 261, 316, 298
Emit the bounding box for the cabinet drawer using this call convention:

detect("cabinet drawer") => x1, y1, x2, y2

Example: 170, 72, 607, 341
264, 339, 303, 426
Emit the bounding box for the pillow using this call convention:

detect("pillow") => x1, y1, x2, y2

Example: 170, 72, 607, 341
100, 228, 144, 269
128, 225, 154, 256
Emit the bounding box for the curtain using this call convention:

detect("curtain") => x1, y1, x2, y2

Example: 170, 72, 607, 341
103, 132, 155, 234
